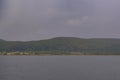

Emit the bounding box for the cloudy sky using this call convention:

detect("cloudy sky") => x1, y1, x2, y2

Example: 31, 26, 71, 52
0, 0, 120, 41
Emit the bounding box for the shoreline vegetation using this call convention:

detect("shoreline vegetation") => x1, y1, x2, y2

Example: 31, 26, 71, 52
0, 51, 82, 56
0, 51, 120, 56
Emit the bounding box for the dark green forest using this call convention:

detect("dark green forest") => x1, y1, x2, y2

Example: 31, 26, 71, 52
0, 37, 120, 55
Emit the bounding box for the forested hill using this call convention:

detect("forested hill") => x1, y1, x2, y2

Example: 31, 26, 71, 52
1, 37, 120, 55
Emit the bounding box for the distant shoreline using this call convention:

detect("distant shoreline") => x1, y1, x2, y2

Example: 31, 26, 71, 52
1, 51, 120, 56
1, 54, 120, 56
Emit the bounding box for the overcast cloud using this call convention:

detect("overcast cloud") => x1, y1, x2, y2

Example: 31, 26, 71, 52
0, 0, 120, 41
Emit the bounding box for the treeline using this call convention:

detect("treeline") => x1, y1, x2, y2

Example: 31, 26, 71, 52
0, 37, 120, 55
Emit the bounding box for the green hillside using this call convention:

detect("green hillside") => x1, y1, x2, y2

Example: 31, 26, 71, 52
0, 37, 120, 55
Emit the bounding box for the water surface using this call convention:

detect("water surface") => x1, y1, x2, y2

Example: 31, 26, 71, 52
0, 56, 120, 80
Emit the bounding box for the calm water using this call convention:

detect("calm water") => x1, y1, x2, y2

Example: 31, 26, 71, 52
0, 56, 120, 80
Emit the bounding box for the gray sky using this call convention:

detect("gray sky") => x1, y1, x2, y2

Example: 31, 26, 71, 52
0, 0, 120, 41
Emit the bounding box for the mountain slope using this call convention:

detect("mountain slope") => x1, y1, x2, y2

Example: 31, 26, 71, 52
0, 37, 120, 54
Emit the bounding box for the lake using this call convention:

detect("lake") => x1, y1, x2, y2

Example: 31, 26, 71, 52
0, 56, 120, 80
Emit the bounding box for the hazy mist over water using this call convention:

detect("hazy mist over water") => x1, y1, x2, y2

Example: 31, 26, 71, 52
0, 56, 120, 80
0, 0, 120, 41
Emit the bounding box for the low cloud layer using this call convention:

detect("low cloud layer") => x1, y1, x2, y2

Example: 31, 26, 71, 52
0, 0, 120, 41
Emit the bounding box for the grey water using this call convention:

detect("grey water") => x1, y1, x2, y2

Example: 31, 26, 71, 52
0, 56, 120, 80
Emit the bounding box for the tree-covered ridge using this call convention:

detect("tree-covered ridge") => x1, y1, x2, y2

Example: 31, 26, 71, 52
0, 37, 120, 55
